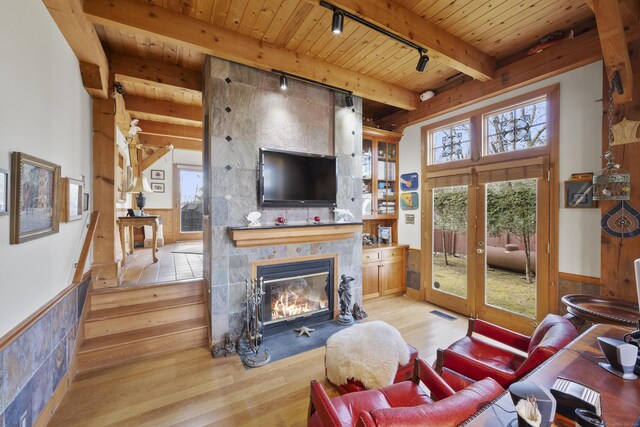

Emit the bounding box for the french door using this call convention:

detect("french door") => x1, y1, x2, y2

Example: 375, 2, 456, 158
173, 164, 203, 241
424, 159, 550, 334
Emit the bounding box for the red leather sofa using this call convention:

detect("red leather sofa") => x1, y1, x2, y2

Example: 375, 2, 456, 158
308, 358, 504, 427
436, 314, 578, 389
335, 343, 419, 395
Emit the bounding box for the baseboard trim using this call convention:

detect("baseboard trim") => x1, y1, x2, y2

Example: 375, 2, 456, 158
558, 272, 601, 286
0, 270, 92, 351
33, 372, 69, 427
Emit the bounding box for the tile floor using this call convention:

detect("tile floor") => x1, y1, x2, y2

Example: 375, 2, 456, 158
119, 241, 203, 286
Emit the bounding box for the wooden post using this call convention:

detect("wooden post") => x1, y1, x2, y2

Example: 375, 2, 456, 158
600, 40, 640, 302
91, 98, 120, 288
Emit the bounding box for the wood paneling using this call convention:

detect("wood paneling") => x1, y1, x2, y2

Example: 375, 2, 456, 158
143, 208, 176, 243
229, 224, 363, 247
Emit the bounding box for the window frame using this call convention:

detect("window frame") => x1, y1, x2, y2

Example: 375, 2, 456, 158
428, 119, 472, 166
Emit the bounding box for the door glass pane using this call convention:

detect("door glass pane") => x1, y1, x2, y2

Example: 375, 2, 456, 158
362, 139, 373, 216
180, 169, 203, 233
432, 186, 468, 298
485, 179, 537, 318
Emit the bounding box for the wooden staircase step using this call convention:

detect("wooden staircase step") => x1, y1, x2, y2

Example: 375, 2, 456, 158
87, 294, 204, 321
84, 299, 206, 339
80, 317, 208, 352
76, 325, 208, 375
90, 280, 203, 311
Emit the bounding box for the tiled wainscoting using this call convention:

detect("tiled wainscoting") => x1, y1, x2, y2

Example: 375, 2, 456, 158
0, 275, 90, 427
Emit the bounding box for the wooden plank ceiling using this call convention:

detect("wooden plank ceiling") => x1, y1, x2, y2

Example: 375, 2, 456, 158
82, 0, 603, 129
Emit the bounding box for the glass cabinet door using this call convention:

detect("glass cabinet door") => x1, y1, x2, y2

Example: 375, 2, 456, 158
362, 139, 373, 217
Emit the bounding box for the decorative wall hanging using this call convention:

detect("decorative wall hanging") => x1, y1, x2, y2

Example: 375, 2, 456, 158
10, 152, 61, 244
400, 192, 419, 210
400, 172, 419, 191
611, 117, 640, 146
150, 169, 165, 180
62, 177, 83, 222
593, 72, 631, 201
601, 201, 640, 238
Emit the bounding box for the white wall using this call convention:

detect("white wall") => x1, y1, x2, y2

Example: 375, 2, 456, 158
0, 0, 92, 336
398, 62, 602, 278
144, 150, 202, 209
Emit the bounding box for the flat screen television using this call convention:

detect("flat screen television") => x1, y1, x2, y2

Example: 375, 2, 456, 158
258, 148, 337, 208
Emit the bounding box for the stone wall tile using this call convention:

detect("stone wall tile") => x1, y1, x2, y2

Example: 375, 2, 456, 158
4, 378, 33, 427
30, 355, 53, 421
228, 282, 248, 316
228, 61, 260, 87
0, 348, 4, 414
208, 57, 229, 80
210, 78, 229, 109
211, 197, 229, 227
211, 286, 229, 316
51, 292, 75, 345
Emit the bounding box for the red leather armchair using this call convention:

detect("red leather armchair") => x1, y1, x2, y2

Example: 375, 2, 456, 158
436, 314, 578, 389
308, 358, 504, 427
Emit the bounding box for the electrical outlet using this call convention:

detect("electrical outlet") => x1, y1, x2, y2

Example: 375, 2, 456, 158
19, 412, 27, 427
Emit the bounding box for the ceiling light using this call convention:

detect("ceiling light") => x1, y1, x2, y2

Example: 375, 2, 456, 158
345, 94, 354, 108
416, 50, 429, 72
332, 11, 344, 34
280, 74, 288, 90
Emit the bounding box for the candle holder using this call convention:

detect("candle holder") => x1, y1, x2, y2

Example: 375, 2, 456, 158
241, 277, 270, 367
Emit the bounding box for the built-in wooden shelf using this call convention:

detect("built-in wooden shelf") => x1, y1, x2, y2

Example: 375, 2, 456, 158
228, 222, 363, 247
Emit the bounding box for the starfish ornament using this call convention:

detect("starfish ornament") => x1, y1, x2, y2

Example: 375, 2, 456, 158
294, 326, 315, 337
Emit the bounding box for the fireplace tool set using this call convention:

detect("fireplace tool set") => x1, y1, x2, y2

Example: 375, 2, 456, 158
239, 277, 271, 367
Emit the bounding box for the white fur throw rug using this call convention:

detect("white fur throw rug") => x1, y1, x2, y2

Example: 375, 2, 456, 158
325, 320, 410, 390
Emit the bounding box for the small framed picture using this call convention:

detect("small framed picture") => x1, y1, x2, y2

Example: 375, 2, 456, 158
565, 174, 597, 209
151, 182, 165, 193
83, 193, 90, 212
378, 225, 392, 244
150, 169, 165, 180
0, 168, 8, 216
63, 177, 83, 222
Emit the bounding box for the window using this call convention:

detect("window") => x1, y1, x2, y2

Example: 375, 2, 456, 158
429, 121, 471, 165
484, 98, 547, 155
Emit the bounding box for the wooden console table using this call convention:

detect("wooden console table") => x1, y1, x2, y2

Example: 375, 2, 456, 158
464, 323, 638, 426
117, 216, 159, 266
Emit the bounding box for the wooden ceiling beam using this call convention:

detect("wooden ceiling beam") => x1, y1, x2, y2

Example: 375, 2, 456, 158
323, 0, 496, 82
125, 96, 202, 124
140, 146, 173, 172
137, 121, 202, 140
589, 0, 634, 103
138, 135, 202, 152
43, 0, 109, 99
110, 53, 202, 94
83, 0, 419, 111
377, 28, 605, 130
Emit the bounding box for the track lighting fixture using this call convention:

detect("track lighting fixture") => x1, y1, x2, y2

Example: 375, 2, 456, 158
332, 11, 344, 34
345, 94, 354, 108
280, 74, 288, 90
416, 50, 429, 72
321, 1, 430, 74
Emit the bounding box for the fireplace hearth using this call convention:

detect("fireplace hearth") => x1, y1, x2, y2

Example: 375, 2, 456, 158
257, 258, 334, 335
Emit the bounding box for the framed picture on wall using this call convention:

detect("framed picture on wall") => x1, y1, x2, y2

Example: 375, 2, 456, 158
10, 152, 61, 244
83, 193, 90, 212
62, 177, 83, 222
151, 169, 165, 180
0, 168, 8, 216
565, 173, 597, 209
151, 182, 165, 193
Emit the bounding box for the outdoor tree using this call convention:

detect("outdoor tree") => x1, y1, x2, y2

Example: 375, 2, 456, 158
433, 187, 467, 265
487, 181, 537, 283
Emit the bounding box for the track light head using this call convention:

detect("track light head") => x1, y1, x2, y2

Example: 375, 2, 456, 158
416, 50, 429, 72
345, 94, 354, 108
332, 11, 344, 34
280, 74, 288, 90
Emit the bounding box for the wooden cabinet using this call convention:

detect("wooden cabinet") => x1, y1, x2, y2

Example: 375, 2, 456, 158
362, 126, 401, 220
362, 244, 408, 300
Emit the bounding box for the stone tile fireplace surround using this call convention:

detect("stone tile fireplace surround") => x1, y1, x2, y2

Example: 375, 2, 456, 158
203, 57, 364, 343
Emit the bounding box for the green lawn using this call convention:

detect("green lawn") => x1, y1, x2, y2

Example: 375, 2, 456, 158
431, 254, 536, 319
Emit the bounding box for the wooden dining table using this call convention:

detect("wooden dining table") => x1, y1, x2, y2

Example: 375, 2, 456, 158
463, 323, 639, 427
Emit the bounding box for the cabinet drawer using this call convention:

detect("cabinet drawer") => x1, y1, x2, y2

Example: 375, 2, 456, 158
363, 250, 381, 262
381, 248, 404, 260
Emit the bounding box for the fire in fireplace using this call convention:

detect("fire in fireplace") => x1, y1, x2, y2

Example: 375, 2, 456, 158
257, 258, 334, 335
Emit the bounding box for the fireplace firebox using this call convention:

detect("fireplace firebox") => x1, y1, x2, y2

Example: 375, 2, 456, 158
257, 258, 334, 335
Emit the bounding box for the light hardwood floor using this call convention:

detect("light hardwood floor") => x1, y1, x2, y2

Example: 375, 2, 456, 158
50, 296, 467, 427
